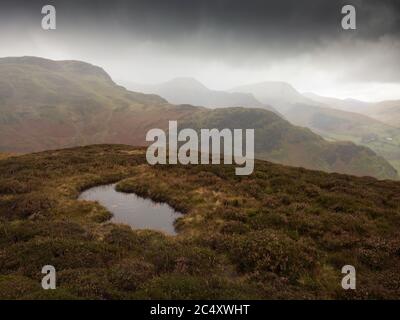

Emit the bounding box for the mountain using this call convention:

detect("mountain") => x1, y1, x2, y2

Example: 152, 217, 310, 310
124, 77, 278, 113
303, 92, 371, 113
304, 93, 400, 128
234, 82, 400, 173
232, 81, 316, 113
0, 56, 181, 152
300, 94, 400, 172
1, 144, 399, 299
179, 107, 398, 179
281, 104, 400, 173
363, 100, 400, 128
0, 56, 397, 180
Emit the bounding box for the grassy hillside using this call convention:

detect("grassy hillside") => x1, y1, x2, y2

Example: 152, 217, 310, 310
234, 82, 400, 174
299, 95, 400, 172
0, 56, 397, 180
364, 100, 400, 128
0, 56, 172, 152
181, 108, 398, 179
0, 145, 399, 299
302, 93, 400, 130
282, 104, 400, 173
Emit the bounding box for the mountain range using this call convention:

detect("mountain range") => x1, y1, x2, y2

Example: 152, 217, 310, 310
131, 78, 400, 173
0, 56, 397, 180
304, 92, 400, 128
234, 82, 400, 173
124, 77, 279, 114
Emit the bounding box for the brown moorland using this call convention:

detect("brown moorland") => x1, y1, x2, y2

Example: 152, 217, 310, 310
0, 144, 399, 299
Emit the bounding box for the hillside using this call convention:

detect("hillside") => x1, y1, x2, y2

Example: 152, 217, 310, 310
364, 100, 400, 128
235, 82, 400, 173
281, 104, 400, 173
0, 144, 399, 299
304, 93, 400, 129
303, 93, 371, 113
0, 56, 189, 152
180, 108, 398, 179
232, 81, 316, 113
0, 56, 397, 180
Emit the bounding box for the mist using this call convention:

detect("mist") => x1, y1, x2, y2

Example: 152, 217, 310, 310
1, 0, 399, 101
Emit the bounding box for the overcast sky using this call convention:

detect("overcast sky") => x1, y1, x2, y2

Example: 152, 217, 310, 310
1, 0, 400, 101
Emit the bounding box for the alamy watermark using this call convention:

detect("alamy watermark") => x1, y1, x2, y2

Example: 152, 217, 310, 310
39, 4, 357, 31
341, 265, 356, 290
341, 5, 356, 30
41, 5, 56, 30
146, 121, 255, 175
41, 265, 56, 290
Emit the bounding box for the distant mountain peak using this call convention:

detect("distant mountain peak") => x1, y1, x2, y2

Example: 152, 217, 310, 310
231, 81, 313, 112
123, 77, 271, 110
164, 77, 209, 91
169, 77, 204, 84
236, 81, 298, 90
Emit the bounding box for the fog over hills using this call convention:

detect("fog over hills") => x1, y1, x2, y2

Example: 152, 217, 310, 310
231, 81, 317, 114
136, 77, 400, 173
0, 56, 397, 180
229, 81, 400, 173
303, 93, 371, 113
124, 77, 279, 114
363, 100, 400, 128
303, 92, 400, 129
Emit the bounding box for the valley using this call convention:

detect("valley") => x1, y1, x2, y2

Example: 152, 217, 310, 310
0, 57, 397, 180
126, 78, 400, 174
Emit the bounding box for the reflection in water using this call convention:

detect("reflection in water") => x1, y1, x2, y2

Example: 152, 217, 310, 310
78, 183, 183, 235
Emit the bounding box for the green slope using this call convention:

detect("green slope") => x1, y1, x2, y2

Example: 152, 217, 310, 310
284, 103, 400, 174
0, 56, 397, 180
233, 82, 400, 174
181, 108, 399, 179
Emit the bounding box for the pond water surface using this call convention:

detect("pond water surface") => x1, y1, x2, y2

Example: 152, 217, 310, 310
78, 183, 183, 235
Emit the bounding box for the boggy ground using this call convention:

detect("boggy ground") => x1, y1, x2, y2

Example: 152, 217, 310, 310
0, 144, 399, 299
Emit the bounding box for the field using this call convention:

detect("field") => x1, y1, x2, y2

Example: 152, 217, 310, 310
0, 144, 399, 299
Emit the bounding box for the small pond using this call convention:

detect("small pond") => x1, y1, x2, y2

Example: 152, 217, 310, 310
78, 183, 183, 235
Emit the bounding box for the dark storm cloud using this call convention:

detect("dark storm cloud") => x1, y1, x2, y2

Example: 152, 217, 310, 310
2, 0, 400, 45
0, 0, 400, 90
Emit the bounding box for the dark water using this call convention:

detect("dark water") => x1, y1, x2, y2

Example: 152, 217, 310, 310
78, 183, 183, 235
